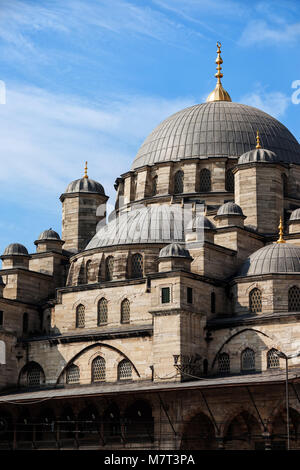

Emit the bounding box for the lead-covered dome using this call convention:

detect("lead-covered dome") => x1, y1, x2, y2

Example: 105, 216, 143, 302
3, 243, 28, 256
217, 202, 244, 217
38, 228, 61, 240
238, 148, 279, 165
237, 243, 300, 277
290, 209, 300, 222
131, 102, 300, 170
159, 243, 191, 258
64, 177, 105, 195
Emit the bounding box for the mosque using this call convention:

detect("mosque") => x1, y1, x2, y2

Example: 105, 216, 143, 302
1, 42, 300, 450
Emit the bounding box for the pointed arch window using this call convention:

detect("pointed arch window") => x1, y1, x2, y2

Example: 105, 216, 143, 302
23, 312, 28, 334
225, 168, 234, 192
118, 359, 132, 380
267, 349, 280, 369
27, 364, 43, 387
288, 286, 300, 311
174, 170, 184, 194
121, 299, 130, 324
282, 174, 288, 197
76, 304, 85, 328
66, 364, 80, 384
241, 348, 255, 371
249, 288, 262, 313
105, 256, 114, 281
199, 169, 211, 192
92, 356, 106, 382
218, 353, 230, 374
211, 292, 216, 314
131, 253, 143, 279
98, 298, 108, 326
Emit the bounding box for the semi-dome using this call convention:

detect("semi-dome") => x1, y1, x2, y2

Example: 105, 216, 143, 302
3, 243, 28, 256
64, 177, 105, 195
290, 209, 300, 222
131, 102, 300, 170
238, 148, 279, 165
217, 202, 244, 217
159, 243, 191, 258
187, 215, 215, 231
237, 243, 300, 277
38, 228, 61, 240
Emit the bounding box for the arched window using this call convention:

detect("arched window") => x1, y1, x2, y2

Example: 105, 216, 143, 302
66, 364, 80, 384
86, 260, 93, 284
124, 400, 154, 443
174, 170, 184, 194
92, 356, 106, 382
282, 174, 288, 197
27, 363, 44, 387
103, 404, 121, 442
118, 359, 132, 380
288, 286, 300, 311
121, 299, 130, 324
267, 349, 280, 369
249, 288, 262, 313
131, 253, 143, 278
211, 292, 216, 314
0, 340, 5, 365
225, 168, 234, 192
152, 176, 158, 196
98, 298, 108, 325
23, 312, 28, 334
199, 169, 211, 192
241, 348, 255, 371
218, 353, 230, 374
76, 304, 85, 328
105, 256, 114, 281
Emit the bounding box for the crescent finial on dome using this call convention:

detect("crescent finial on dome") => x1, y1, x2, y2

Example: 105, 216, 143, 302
84, 161, 88, 179
206, 42, 232, 103
256, 130, 262, 149
277, 216, 286, 244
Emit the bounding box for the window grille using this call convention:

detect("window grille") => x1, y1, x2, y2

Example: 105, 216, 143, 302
267, 349, 280, 369
218, 353, 230, 374
23, 312, 28, 334
152, 176, 158, 196
187, 287, 193, 304
121, 299, 130, 324
199, 169, 211, 192
118, 360, 132, 380
66, 364, 80, 384
131, 253, 143, 278
28, 366, 41, 386
161, 287, 170, 304
249, 288, 262, 313
241, 348, 255, 371
288, 286, 300, 311
76, 304, 85, 328
225, 169, 234, 192
92, 356, 106, 382
105, 256, 114, 281
98, 298, 108, 325
211, 292, 216, 313
174, 170, 184, 194
282, 174, 288, 196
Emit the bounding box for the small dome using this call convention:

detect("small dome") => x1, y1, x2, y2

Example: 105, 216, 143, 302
187, 215, 216, 231
238, 148, 279, 165
38, 228, 61, 241
159, 243, 191, 258
237, 243, 300, 277
3, 243, 28, 256
217, 202, 244, 217
65, 177, 105, 195
290, 208, 300, 222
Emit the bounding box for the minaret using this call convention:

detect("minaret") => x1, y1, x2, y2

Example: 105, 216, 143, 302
60, 162, 108, 253
206, 42, 232, 102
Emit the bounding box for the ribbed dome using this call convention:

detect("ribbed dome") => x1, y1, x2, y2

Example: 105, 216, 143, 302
187, 215, 215, 231
290, 209, 300, 222
86, 204, 185, 249
237, 243, 300, 277
38, 228, 61, 240
217, 202, 244, 217
159, 243, 191, 258
3, 243, 28, 256
131, 102, 300, 170
238, 148, 279, 165
65, 177, 105, 195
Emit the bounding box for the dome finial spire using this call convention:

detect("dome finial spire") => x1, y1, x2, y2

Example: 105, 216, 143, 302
84, 161, 88, 179
277, 216, 286, 244
206, 41, 232, 103
256, 130, 261, 149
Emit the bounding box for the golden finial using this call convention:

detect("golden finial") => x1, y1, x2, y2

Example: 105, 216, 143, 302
206, 41, 232, 103
84, 161, 88, 179
277, 216, 286, 244
256, 130, 261, 149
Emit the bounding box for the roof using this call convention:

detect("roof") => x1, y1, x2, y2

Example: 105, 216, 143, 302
131, 101, 300, 170
237, 242, 300, 277
216, 202, 244, 217
2, 243, 28, 256
238, 147, 279, 165
64, 177, 105, 195
159, 243, 191, 258
37, 229, 61, 241
290, 208, 300, 222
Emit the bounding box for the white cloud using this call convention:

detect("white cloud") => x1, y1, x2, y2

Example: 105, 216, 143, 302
240, 90, 290, 118
241, 19, 300, 45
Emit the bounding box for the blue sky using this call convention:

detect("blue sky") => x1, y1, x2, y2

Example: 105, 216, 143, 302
0, 0, 300, 255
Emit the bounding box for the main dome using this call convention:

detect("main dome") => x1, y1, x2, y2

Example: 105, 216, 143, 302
131, 102, 300, 170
